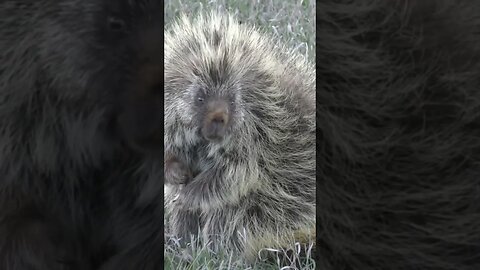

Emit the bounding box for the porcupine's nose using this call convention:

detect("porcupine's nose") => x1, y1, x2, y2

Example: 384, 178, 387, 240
202, 100, 230, 142
116, 22, 163, 154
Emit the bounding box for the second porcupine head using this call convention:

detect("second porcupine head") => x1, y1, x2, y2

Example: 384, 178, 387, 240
164, 12, 316, 150
0, 0, 162, 153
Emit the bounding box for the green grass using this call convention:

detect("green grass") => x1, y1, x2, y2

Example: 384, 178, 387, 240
164, 0, 316, 62
164, 1, 316, 269
164, 215, 316, 270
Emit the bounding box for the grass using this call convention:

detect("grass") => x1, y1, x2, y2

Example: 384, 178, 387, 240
164, 0, 316, 62
164, 211, 317, 270
164, 1, 316, 269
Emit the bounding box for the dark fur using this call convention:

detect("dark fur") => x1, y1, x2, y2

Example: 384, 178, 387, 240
98, 157, 164, 270
317, 1, 480, 269
0, 1, 162, 269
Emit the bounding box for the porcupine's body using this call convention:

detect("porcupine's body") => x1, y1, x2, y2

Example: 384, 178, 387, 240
164, 12, 316, 261
317, 1, 480, 270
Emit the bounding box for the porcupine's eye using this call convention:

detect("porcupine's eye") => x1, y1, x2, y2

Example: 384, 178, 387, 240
107, 16, 126, 32
196, 90, 206, 105
228, 95, 236, 106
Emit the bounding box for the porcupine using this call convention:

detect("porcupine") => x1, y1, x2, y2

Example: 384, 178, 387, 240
164, 11, 316, 262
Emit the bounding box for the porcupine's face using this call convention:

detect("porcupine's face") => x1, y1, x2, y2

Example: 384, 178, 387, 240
188, 83, 240, 143
41, 0, 163, 153
165, 13, 270, 145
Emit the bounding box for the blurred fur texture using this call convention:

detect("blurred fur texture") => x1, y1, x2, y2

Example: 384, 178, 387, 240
164, 12, 316, 262
317, 1, 480, 269
0, 1, 162, 269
